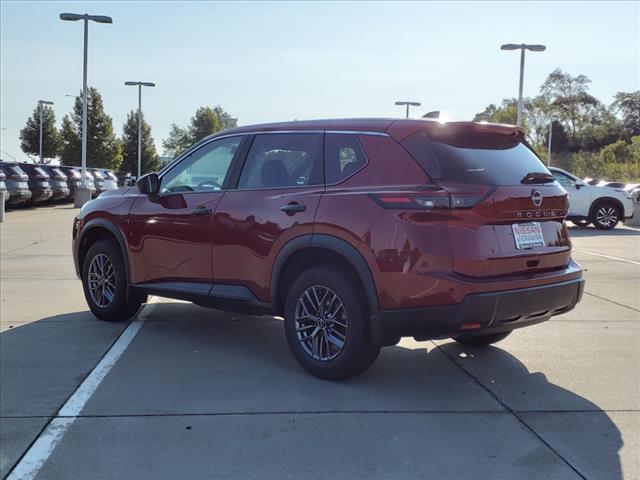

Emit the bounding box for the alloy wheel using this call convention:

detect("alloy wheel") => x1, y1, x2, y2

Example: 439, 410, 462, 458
295, 286, 348, 361
87, 253, 116, 308
596, 206, 618, 228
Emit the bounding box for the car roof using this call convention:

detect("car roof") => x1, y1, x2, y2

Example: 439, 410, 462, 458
204, 118, 526, 142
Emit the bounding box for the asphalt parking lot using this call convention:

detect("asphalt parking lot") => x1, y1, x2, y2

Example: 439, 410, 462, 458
1, 205, 638, 480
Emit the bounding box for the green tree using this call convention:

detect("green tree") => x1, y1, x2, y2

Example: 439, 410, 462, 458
213, 106, 237, 129
19, 104, 62, 160
189, 106, 224, 142
473, 98, 519, 125
162, 105, 236, 157
60, 88, 122, 169
611, 91, 640, 139
162, 123, 192, 158
540, 69, 602, 137
120, 110, 160, 175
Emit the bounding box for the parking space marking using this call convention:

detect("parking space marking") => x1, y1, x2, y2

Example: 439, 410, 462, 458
574, 249, 640, 266
6, 300, 157, 480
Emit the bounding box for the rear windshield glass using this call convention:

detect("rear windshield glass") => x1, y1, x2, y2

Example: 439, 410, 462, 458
34, 167, 48, 177
105, 171, 117, 180
401, 130, 552, 186
92, 171, 105, 179
65, 169, 81, 178
9, 165, 25, 176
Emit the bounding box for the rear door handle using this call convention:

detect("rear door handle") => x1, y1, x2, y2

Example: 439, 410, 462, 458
191, 206, 213, 217
280, 203, 307, 214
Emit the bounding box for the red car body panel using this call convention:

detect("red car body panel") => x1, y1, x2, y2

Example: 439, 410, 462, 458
127, 191, 224, 283
212, 187, 324, 303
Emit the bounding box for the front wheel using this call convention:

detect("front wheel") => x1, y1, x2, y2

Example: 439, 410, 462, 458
591, 202, 620, 230
453, 330, 512, 346
284, 265, 380, 380
82, 239, 147, 322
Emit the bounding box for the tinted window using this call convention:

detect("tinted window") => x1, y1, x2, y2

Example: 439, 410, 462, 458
402, 130, 551, 186
552, 171, 577, 188
161, 136, 241, 193
10, 165, 25, 176
34, 167, 48, 177
324, 134, 367, 184
238, 133, 322, 189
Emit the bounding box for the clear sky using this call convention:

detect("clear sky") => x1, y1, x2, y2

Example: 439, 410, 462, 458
1, 1, 638, 162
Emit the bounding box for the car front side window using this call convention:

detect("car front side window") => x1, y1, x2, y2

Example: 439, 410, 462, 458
553, 172, 577, 188
161, 136, 242, 193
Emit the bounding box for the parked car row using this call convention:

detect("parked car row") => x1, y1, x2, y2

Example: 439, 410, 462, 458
0, 161, 120, 207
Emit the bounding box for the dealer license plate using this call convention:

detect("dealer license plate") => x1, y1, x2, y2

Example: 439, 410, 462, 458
512, 222, 545, 250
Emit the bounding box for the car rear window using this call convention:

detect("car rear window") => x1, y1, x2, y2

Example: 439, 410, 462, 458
33, 166, 48, 177
9, 165, 25, 176
401, 130, 552, 186
92, 171, 105, 179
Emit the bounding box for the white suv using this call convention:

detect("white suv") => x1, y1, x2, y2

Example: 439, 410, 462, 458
550, 167, 635, 229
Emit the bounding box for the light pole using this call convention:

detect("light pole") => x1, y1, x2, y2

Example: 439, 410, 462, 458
500, 43, 546, 127
37, 100, 54, 164
60, 12, 113, 207
124, 82, 155, 179
395, 101, 421, 118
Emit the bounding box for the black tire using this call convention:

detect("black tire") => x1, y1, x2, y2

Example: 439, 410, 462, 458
571, 219, 591, 228
453, 330, 512, 346
591, 201, 620, 230
284, 265, 380, 380
82, 238, 146, 321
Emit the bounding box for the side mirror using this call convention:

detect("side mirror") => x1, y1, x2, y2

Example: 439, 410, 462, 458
137, 173, 160, 195
575, 184, 582, 190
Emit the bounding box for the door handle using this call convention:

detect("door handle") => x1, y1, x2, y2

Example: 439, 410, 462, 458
191, 206, 212, 217
280, 203, 307, 215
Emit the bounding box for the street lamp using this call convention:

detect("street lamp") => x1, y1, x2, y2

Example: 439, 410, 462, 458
395, 101, 421, 118
60, 12, 113, 207
500, 43, 546, 127
124, 81, 156, 179
37, 100, 54, 164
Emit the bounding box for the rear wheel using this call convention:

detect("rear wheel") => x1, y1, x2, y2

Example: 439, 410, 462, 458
453, 331, 512, 346
82, 239, 147, 321
284, 265, 380, 380
591, 202, 620, 230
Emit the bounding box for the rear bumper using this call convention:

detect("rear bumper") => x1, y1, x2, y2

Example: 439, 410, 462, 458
29, 188, 53, 202
6, 189, 31, 204
51, 188, 70, 200
371, 277, 585, 346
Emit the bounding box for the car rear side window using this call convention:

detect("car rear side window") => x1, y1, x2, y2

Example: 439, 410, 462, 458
238, 133, 322, 189
401, 130, 552, 186
324, 134, 367, 184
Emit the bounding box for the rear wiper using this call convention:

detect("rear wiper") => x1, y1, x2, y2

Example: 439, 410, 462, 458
521, 172, 556, 184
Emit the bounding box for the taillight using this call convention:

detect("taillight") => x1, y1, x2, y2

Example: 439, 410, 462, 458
370, 193, 450, 210
370, 184, 494, 210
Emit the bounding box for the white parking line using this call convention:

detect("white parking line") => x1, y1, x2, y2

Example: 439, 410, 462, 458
7, 300, 157, 480
573, 249, 640, 266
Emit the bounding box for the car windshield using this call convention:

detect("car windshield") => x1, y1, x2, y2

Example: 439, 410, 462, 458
92, 171, 105, 180
34, 167, 48, 177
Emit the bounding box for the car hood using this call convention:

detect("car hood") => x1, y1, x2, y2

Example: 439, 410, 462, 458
100, 187, 133, 197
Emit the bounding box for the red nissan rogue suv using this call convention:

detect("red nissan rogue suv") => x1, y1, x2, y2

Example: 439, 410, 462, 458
72, 119, 584, 379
